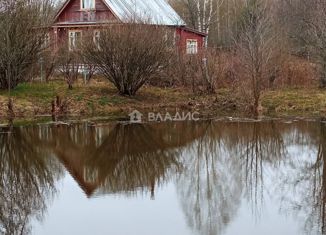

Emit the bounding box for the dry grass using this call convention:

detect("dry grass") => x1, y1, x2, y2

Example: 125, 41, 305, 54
0, 78, 326, 121
262, 88, 326, 116
0, 78, 196, 119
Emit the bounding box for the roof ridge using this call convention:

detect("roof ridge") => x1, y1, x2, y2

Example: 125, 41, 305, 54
54, 0, 186, 26
103, 0, 185, 26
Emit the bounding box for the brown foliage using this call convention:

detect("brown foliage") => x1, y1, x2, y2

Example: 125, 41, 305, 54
235, 0, 282, 116
277, 57, 319, 88
51, 95, 68, 121
57, 49, 81, 90
0, 0, 55, 90
157, 48, 227, 94
82, 24, 171, 96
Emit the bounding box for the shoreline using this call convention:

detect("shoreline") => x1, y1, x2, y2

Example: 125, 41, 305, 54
1, 115, 325, 128
1, 80, 326, 125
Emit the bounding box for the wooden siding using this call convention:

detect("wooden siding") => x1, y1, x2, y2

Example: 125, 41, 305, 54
56, 0, 117, 24
53, 0, 206, 52
176, 28, 205, 52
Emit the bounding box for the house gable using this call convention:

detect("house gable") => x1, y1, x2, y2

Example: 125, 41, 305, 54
52, 0, 206, 53
54, 0, 185, 26
55, 0, 118, 25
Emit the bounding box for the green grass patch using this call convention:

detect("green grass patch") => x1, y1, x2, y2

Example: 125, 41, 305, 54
76, 94, 84, 102
98, 96, 110, 106
110, 96, 125, 105
0, 81, 62, 104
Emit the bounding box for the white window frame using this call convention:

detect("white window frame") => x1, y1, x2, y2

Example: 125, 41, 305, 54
173, 31, 177, 46
69, 30, 82, 51
42, 33, 51, 49
80, 0, 95, 10
93, 30, 100, 50
186, 39, 198, 54
84, 167, 98, 183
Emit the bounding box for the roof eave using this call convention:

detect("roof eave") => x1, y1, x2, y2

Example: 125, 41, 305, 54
180, 26, 207, 37
53, 0, 70, 23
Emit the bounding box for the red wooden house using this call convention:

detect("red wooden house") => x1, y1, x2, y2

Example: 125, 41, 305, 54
52, 0, 206, 54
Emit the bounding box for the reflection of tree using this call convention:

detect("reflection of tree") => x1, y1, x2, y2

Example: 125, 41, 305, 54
3, 120, 319, 235
177, 121, 287, 235
280, 122, 326, 235
239, 122, 286, 216
312, 123, 326, 234
0, 127, 62, 235
177, 121, 243, 235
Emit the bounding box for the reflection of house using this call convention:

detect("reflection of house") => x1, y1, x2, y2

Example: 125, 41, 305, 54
54, 147, 99, 197
52, 0, 206, 53
50, 122, 207, 198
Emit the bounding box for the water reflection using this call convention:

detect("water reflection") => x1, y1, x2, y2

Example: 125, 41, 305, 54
36, 122, 205, 198
278, 122, 326, 235
177, 122, 243, 235
1, 120, 326, 235
313, 123, 326, 234
177, 121, 290, 235
0, 127, 62, 235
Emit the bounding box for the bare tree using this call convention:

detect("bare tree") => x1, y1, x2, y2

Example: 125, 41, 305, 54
0, 126, 62, 235
199, 49, 223, 93
0, 0, 55, 90
296, 0, 326, 88
57, 49, 81, 90
236, 0, 281, 115
174, 0, 222, 44
82, 24, 170, 96
39, 50, 59, 83
171, 0, 248, 46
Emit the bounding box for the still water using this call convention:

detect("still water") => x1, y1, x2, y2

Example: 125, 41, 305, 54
0, 119, 325, 235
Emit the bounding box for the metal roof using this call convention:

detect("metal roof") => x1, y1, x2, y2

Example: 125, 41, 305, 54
103, 0, 186, 26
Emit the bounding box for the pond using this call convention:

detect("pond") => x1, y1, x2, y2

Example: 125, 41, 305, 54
0, 119, 325, 235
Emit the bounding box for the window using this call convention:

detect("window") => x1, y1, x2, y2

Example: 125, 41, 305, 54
173, 31, 177, 46
186, 39, 198, 54
163, 32, 168, 43
93, 30, 100, 49
42, 33, 51, 49
84, 167, 98, 183
69, 31, 82, 51
81, 0, 95, 10
163, 30, 175, 48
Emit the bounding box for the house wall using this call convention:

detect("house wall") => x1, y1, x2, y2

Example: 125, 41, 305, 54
176, 28, 205, 52
56, 0, 117, 23
53, 26, 206, 52
53, 1, 206, 52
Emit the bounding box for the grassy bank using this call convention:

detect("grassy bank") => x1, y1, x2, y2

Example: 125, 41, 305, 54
0, 79, 326, 122
262, 88, 326, 116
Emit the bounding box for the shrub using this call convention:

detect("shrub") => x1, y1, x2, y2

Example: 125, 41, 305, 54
0, 0, 53, 90
158, 48, 225, 94
57, 49, 81, 90
82, 24, 171, 96
235, 0, 282, 115
278, 57, 319, 88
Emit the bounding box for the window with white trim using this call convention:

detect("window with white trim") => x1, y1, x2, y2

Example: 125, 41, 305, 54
84, 167, 98, 183
93, 30, 100, 49
69, 31, 82, 51
42, 33, 50, 49
186, 39, 198, 54
81, 0, 95, 10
